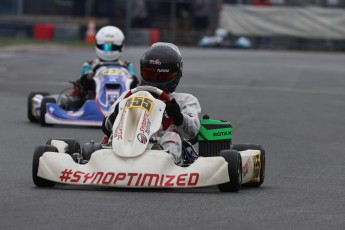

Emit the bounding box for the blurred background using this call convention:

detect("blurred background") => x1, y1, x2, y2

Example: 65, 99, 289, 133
0, 0, 345, 50
1, 2, 345, 229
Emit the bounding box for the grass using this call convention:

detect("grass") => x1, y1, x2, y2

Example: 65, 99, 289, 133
0, 37, 91, 47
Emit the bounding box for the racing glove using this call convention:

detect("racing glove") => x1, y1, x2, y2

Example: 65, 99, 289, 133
85, 71, 95, 80
102, 104, 119, 136
165, 99, 183, 126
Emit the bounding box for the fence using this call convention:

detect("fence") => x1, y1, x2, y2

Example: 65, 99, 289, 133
1, 0, 345, 50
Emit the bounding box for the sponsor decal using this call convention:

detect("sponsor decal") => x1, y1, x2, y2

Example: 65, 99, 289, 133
157, 69, 169, 73
139, 112, 150, 134
48, 106, 55, 113
242, 158, 251, 177
59, 169, 200, 187
253, 155, 261, 179
105, 34, 114, 38
145, 120, 151, 135
137, 133, 148, 144
149, 59, 161, 65
213, 131, 231, 137
114, 110, 127, 140
102, 68, 124, 75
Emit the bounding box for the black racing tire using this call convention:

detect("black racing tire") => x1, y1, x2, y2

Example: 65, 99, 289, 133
39, 97, 56, 126
81, 141, 102, 161
46, 138, 81, 155
231, 143, 260, 152
232, 143, 265, 187
32, 145, 58, 187
218, 150, 242, 192
27, 92, 49, 122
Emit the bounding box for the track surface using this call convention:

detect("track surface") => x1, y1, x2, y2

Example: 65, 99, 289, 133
1, 45, 344, 230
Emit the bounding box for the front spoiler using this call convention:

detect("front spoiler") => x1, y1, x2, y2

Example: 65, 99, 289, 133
45, 113, 102, 126
38, 149, 230, 188
44, 101, 104, 126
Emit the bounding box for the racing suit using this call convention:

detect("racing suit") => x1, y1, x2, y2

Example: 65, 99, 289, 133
102, 91, 201, 164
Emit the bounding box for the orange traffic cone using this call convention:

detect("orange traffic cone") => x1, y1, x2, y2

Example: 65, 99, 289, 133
85, 17, 96, 44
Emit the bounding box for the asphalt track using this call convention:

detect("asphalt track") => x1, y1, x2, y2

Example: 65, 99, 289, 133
0, 45, 344, 230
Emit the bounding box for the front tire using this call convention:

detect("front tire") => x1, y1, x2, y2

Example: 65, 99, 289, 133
232, 144, 265, 187
39, 97, 56, 126
27, 92, 49, 122
32, 145, 58, 187
81, 141, 102, 161
46, 138, 81, 155
218, 150, 242, 192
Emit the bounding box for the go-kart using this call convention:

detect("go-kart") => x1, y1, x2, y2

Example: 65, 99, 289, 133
27, 63, 135, 126
32, 86, 265, 192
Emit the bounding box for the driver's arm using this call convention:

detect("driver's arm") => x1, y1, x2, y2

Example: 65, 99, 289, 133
102, 91, 127, 136
169, 94, 201, 140
80, 59, 103, 81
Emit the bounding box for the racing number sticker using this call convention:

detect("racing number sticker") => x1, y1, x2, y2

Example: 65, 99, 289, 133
102, 68, 124, 75
125, 96, 154, 113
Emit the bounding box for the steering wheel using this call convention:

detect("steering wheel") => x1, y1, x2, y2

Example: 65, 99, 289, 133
123, 86, 173, 130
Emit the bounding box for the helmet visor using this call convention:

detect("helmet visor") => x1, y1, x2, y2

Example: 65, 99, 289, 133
141, 67, 178, 83
96, 43, 123, 52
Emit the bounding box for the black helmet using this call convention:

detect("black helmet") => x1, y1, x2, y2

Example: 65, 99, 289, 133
140, 42, 183, 93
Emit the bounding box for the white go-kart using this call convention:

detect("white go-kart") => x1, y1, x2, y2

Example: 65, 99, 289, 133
32, 86, 265, 192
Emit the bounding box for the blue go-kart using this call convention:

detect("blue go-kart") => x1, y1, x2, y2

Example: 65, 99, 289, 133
27, 64, 136, 127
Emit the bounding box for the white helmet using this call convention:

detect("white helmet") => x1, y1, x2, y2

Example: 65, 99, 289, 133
95, 26, 125, 61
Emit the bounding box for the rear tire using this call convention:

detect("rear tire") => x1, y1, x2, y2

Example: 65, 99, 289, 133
27, 92, 49, 122
218, 150, 242, 192
46, 138, 80, 155
32, 145, 58, 187
39, 97, 56, 126
232, 144, 265, 187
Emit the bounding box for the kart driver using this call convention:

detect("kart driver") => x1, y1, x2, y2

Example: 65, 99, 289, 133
60, 26, 139, 110
102, 42, 201, 165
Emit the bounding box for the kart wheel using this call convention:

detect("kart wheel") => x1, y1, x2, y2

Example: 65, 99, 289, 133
32, 145, 58, 187
27, 92, 49, 122
232, 144, 265, 187
39, 97, 56, 126
218, 150, 242, 192
81, 141, 102, 161
46, 138, 81, 155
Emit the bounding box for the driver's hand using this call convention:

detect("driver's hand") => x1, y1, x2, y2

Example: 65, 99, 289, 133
86, 71, 95, 80
165, 99, 183, 126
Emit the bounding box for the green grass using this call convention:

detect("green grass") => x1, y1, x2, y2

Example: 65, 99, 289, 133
0, 37, 91, 47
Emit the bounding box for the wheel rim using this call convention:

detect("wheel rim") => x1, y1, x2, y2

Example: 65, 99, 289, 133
261, 153, 265, 182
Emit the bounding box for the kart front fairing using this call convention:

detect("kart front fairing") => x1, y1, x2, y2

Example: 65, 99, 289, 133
42, 65, 132, 126
111, 91, 166, 157
38, 146, 230, 188
44, 100, 104, 126
95, 65, 133, 112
